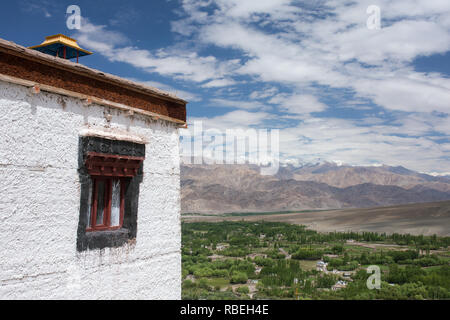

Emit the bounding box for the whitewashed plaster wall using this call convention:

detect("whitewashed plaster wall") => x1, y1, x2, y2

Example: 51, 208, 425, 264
0, 80, 182, 299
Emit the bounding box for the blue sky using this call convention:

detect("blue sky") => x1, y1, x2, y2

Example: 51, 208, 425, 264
1, 0, 450, 174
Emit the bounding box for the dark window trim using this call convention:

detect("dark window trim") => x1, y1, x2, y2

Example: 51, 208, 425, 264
77, 136, 145, 252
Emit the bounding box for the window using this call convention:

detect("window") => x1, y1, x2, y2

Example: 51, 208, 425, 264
87, 178, 126, 231
77, 137, 145, 252
83, 151, 144, 233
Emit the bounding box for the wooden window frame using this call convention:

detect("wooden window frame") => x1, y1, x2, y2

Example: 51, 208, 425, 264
84, 151, 144, 232
87, 177, 126, 232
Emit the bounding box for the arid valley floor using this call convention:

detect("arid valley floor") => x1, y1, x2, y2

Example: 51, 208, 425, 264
183, 201, 450, 236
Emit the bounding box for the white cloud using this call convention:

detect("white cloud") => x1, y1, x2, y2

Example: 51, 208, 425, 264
249, 87, 279, 100
278, 116, 450, 173
74, 19, 130, 52
214, 0, 298, 20
71, 1, 450, 173
201, 78, 237, 88
177, 0, 450, 113
132, 79, 201, 102
187, 109, 450, 172
269, 94, 327, 114
75, 19, 241, 83
20, 0, 56, 18
188, 110, 272, 131
209, 98, 270, 111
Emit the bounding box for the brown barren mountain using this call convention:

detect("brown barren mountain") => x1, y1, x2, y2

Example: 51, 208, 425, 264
181, 163, 450, 214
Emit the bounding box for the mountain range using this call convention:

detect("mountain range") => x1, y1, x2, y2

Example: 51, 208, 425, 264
181, 162, 450, 214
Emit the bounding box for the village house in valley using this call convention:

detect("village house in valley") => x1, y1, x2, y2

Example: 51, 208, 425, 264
0, 36, 187, 299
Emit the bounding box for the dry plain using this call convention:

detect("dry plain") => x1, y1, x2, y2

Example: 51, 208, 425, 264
183, 201, 450, 236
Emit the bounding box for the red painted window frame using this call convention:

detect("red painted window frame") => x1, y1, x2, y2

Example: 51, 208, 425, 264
87, 177, 126, 232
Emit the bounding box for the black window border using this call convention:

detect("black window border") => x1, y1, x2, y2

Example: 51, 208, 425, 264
76, 136, 145, 252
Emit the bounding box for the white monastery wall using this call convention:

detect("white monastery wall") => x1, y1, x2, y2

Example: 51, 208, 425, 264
0, 80, 182, 299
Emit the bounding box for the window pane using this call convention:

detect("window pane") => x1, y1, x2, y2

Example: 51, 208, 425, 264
96, 181, 105, 226
86, 181, 93, 228
111, 180, 121, 227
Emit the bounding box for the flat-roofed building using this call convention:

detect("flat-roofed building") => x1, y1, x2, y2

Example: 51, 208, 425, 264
0, 36, 187, 299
